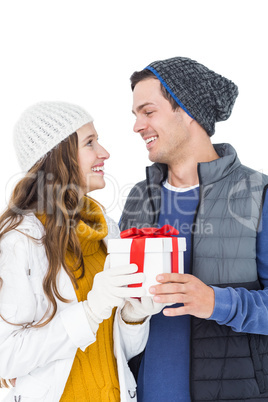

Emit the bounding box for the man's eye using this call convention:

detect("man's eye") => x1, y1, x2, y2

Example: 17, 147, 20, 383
145, 111, 153, 116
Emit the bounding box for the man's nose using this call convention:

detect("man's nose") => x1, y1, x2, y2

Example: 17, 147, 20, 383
133, 116, 147, 133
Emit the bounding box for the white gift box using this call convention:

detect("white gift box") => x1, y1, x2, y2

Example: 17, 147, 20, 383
107, 237, 186, 296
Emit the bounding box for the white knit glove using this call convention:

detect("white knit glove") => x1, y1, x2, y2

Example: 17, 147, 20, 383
83, 256, 145, 333
121, 296, 167, 323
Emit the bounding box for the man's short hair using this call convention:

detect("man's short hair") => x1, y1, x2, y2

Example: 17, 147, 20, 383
130, 69, 180, 112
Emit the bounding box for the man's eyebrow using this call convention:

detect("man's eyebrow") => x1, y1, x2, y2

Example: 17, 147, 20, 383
132, 102, 155, 115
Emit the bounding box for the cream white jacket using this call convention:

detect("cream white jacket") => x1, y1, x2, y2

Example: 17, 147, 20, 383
0, 214, 149, 402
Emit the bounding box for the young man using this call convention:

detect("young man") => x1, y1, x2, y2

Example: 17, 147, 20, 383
120, 57, 268, 401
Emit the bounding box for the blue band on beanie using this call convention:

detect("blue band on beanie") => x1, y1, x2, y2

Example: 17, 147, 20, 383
145, 66, 195, 120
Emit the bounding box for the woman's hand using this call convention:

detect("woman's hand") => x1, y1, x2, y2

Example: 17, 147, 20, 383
121, 296, 168, 323
86, 258, 145, 321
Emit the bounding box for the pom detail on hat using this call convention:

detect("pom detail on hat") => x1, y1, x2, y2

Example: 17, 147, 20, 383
13, 101, 93, 171
145, 57, 238, 136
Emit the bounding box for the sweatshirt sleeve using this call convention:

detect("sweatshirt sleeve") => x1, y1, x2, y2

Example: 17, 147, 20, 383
208, 188, 268, 334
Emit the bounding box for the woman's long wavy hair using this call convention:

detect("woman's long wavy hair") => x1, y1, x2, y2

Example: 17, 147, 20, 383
0, 132, 86, 333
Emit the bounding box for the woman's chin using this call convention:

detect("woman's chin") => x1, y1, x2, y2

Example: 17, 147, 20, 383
86, 181, 106, 193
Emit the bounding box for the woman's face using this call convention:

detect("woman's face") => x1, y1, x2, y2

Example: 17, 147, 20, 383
77, 122, 110, 194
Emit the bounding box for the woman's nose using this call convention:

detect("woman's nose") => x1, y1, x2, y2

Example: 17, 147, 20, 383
97, 144, 110, 160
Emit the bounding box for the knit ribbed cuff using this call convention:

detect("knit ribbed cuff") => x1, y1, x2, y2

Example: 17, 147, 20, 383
121, 304, 148, 324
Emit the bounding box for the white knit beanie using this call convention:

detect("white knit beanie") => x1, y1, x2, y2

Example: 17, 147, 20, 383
13, 101, 93, 172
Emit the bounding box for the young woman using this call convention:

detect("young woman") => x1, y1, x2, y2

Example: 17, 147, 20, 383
0, 101, 149, 401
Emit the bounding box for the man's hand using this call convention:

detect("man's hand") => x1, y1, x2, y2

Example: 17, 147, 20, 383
149, 273, 215, 318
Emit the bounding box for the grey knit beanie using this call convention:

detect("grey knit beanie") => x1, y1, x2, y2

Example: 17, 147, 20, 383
145, 57, 238, 136
13, 101, 93, 172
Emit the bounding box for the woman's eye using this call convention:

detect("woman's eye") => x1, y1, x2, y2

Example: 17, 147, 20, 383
85, 136, 98, 147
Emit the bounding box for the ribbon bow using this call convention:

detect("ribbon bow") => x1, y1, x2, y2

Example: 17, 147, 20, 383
120, 224, 179, 240
120, 225, 179, 288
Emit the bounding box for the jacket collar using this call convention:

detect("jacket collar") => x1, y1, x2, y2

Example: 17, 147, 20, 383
146, 143, 241, 187
198, 143, 241, 185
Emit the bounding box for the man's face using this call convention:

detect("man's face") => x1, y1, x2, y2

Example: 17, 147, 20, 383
132, 78, 190, 166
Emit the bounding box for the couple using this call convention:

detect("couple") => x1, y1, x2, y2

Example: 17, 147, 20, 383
1, 56, 268, 402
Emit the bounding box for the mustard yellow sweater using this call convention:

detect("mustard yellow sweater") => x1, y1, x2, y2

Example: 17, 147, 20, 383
39, 197, 120, 401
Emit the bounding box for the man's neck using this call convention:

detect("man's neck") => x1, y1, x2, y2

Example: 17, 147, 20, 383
167, 143, 219, 188
167, 161, 199, 188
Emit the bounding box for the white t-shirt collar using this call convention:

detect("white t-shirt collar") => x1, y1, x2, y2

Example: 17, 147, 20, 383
163, 179, 199, 193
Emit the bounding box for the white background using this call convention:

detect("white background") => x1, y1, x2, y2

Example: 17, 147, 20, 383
0, 0, 267, 399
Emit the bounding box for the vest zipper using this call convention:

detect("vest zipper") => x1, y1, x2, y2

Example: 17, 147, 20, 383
191, 163, 202, 274
189, 162, 202, 401
146, 166, 158, 225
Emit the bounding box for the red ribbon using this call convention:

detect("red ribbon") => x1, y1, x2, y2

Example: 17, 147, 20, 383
120, 225, 179, 287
